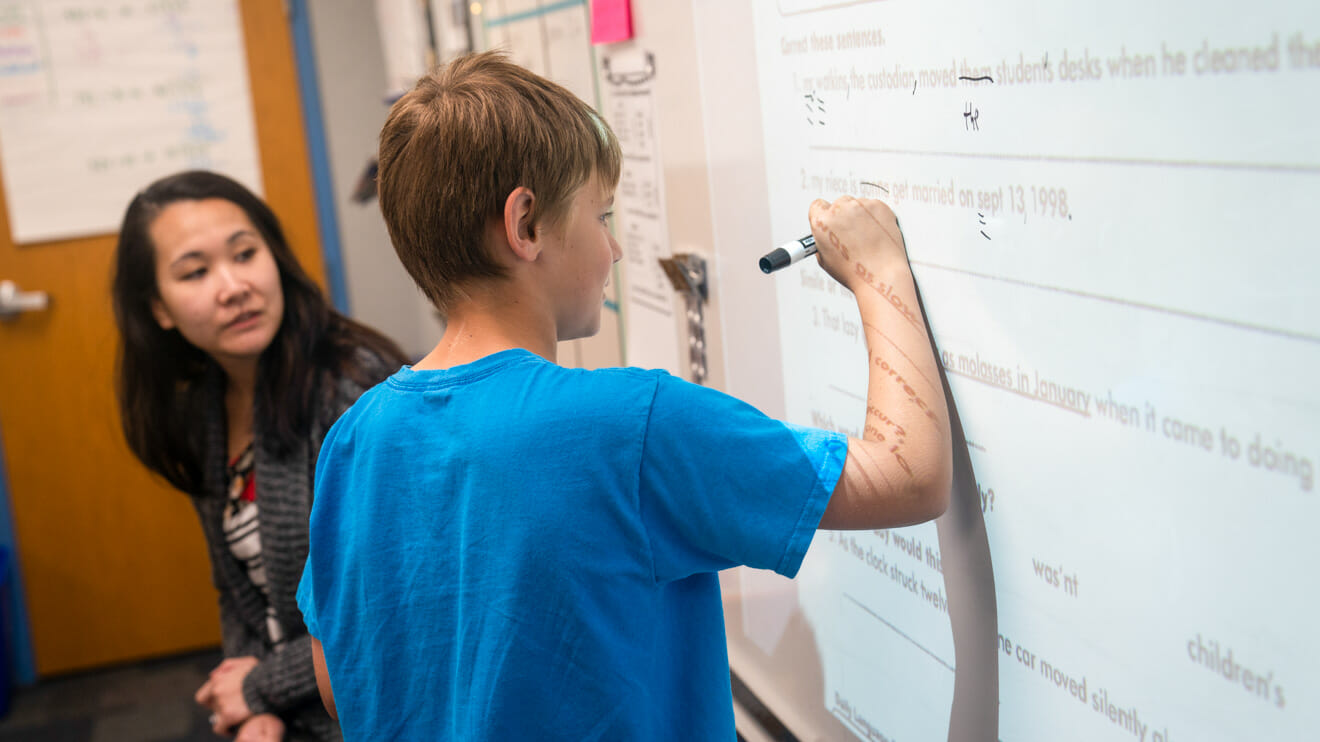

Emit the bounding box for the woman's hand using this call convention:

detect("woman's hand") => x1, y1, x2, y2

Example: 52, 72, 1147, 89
195, 655, 259, 735
234, 713, 285, 741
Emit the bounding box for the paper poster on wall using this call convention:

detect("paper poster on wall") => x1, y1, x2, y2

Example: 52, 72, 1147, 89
0, 0, 261, 244
599, 47, 680, 374
479, 0, 595, 106
429, 0, 473, 61
375, 0, 432, 97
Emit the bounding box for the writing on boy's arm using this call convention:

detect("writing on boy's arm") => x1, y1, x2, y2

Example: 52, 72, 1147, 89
811, 197, 953, 530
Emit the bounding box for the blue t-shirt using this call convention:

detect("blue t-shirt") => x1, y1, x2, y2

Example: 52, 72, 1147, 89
297, 349, 845, 740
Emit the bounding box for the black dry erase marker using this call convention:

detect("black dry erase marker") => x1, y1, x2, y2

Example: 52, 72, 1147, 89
758, 235, 816, 274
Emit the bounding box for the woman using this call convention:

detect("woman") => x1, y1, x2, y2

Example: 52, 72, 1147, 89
111, 170, 407, 741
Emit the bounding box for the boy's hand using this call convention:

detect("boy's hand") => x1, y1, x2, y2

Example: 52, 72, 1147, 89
808, 196, 906, 292
810, 194, 953, 530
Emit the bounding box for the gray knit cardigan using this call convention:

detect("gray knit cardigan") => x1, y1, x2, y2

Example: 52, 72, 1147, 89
193, 350, 396, 741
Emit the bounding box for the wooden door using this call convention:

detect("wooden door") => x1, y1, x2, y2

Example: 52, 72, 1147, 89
0, 1, 326, 676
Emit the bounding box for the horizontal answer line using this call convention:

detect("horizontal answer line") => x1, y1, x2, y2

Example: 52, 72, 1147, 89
843, 592, 955, 673
829, 384, 865, 402
943, 367, 1090, 417
779, 0, 881, 18
810, 144, 1320, 175
912, 261, 1320, 345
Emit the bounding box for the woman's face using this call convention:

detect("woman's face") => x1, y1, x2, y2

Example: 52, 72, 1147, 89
148, 198, 284, 374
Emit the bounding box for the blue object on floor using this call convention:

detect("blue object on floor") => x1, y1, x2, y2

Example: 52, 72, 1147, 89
0, 545, 9, 719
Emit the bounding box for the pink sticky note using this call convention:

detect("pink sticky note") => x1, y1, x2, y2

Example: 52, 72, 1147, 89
590, 0, 633, 45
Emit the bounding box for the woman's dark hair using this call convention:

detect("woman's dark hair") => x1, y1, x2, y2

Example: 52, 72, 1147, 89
112, 170, 406, 494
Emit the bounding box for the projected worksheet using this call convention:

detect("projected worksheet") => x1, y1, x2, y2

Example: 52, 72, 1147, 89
718, 0, 1320, 739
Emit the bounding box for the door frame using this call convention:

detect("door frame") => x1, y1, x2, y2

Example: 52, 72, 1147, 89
0, 0, 352, 684
289, 0, 352, 315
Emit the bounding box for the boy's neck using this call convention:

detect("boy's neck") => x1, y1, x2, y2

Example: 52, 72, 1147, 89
414, 292, 558, 370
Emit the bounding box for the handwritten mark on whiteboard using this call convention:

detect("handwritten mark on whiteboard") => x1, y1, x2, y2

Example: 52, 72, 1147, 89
804, 90, 827, 126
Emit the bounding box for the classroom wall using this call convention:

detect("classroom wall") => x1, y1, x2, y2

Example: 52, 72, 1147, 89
304, 0, 443, 359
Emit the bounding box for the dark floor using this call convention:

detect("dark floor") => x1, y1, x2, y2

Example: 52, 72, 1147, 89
0, 647, 224, 742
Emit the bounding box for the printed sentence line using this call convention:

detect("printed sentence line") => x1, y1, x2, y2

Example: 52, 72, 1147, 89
912, 260, 1320, 346
942, 366, 1090, 417
830, 712, 1009, 742
631, 284, 673, 304
843, 592, 956, 673
628, 296, 673, 317
830, 706, 891, 742
810, 144, 1320, 176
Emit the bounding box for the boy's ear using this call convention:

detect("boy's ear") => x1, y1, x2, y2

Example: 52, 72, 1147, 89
503, 186, 542, 262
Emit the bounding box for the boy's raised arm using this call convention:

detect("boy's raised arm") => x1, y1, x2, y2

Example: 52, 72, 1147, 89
810, 196, 953, 530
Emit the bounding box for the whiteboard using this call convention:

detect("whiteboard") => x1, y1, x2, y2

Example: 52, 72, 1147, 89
0, 0, 261, 244
696, 1, 1320, 740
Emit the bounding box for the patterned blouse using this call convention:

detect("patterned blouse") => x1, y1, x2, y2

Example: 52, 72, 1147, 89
223, 442, 285, 648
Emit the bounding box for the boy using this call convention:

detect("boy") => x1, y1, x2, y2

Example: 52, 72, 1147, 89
297, 51, 951, 740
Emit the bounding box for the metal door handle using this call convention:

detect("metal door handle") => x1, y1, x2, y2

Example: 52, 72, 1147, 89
0, 280, 49, 320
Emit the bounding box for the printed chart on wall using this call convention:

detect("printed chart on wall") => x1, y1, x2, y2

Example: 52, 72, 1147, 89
598, 46, 681, 374
713, 0, 1320, 740
478, 0, 595, 105
0, 0, 260, 244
